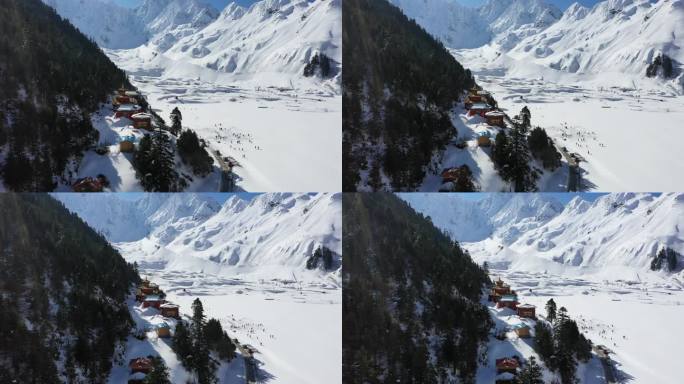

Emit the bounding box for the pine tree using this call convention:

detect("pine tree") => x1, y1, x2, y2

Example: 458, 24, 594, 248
545, 299, 557, 322
516, 356, 543, 384
191, 298, 215, 384
170, 108, 182, 136
172, 320, 192, 366
144, 356, 171, 384
534, 321, 554, 365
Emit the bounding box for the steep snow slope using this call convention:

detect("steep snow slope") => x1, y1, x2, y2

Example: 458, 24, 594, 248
389, 0, 561, 49
42, 0, 148, 49
164, 0, 341, 77
508, 193, 684, 271
400, 193, 564, 243
136, 0, 220, 51
53, 193, 220, 242
57, 193, 342, 280
404, 193, 684, 276
122, 193, 342, 280
508, 0, 684, 86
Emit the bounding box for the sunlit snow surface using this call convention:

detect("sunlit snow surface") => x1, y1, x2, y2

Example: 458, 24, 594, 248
105, 46, 341, 192
451, 46, 684, 192
474, 268, 684, 384
109, 267, 341, 384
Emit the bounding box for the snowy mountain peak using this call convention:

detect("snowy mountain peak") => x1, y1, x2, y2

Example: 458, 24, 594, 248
220, 2, 247, 19
562, 2, 590, 20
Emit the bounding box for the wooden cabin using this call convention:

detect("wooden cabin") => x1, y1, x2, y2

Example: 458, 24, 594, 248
115, 104, 142, 119
440, 166, 469, 184
477, 131, 492, 147
468, 87, 480, 96
141, 278, 151, 287
517, 304, 536, 319
72, 177, 105, 192
156, 323, 171, 338
141, 286, 156, 295
486, 111, 505, 127
120, 140, 135, 153
131, 113, 152, 130
160, 303, 180, 318
495, 357, 520, 375
468, 103, 492, 117
497, 294, 519, 310
512, 323, 531, 338
129, 358, 153, 374
142, 295, 164, 309
468, 94, 483, 103
493, 278, 511, 294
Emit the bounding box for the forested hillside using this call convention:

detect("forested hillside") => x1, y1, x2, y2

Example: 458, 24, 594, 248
0, 0, 131, 191
0, 194, 140, 382
343, 193, 492, 383
343, 0, 475, 191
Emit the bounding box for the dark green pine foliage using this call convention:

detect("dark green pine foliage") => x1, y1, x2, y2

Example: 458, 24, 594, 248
0, 194, 139, 382
170, 107, 183, 136
144, 356, 171, 384
305, 245, 337, 270
534, 321, 555, 367
343, 0, 476, 191
191, 298, 217, 384
204, 318, 236, 361
545, 298, 557, 322
177, 129, 215, 177
172, 320, 193, 365
650, 247, 680, 272
133, 132, 181, 192
516, 356, 544, 384
303, 53, 333, 78
528, 127, 562, 170
343, 193, 492, 383
0, 0, 131, 191
493, 107, 540, 191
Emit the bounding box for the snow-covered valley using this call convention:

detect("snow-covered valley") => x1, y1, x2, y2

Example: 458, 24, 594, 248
387, 0, 684, 192
42, 0, 342, 192
402, 192, 684, 383
56, 192, 342, 384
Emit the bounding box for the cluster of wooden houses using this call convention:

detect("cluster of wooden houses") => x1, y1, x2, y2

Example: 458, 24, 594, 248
465, 87, 507, 147
128, 279, 181, 383
490, 277, 538, 383
113, 87, 153, 152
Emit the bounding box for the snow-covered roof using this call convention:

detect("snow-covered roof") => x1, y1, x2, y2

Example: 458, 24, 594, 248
470, 103, 491, 110
144, 295, 161, 301
118, 104, 141, 112
485, 111, 505, 117
125, 91, 140, 97
160, 303, 178, 308
156, 322, 170, 329
500, 294, 518, 302
517, 303, 535, 309
511, 323, 530, 329
131, 112, 152, 120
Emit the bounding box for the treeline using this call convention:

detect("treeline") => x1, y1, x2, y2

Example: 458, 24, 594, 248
133, 107, 214, 191
534, 299, 592, 384
343, 193, 492, 382
492, 106, 561, 191
0, 194, 140, 382
305, 245, 338, 270
172, 298, 236, 383
0, 0, 131, 191
650, 247, 680, 272
343, 0, 475, 191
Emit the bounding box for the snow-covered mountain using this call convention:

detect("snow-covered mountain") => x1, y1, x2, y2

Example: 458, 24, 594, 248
507, 0, 684, 83
42, 0, 149, 49
389, 0, 562, 49
55, 193, 342, 280
400, 193, 564, 243
42, 0, 341, 81
405, 193, 684, 277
